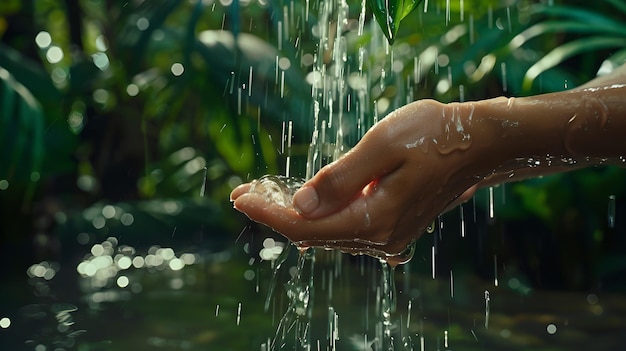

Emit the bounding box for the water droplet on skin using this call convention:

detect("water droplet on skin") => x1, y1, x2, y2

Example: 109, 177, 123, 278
364, 212, 371, 227
385, 241, 416, 267
405, 137, 425, 149
433, 104, 472, 155
426, 221, 435, 233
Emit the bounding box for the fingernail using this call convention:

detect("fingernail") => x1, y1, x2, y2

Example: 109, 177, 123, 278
293, 186, 319, 214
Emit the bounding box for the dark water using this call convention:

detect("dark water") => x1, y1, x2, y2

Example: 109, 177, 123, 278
1, 230, 625, 351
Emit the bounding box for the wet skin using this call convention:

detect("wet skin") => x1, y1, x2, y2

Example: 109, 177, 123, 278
231, 64, 626, 259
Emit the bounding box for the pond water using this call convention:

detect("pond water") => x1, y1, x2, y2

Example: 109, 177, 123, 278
2, 222, 625, 351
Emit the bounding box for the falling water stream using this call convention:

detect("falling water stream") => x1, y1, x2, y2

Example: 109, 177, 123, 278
249, 0, 469, 349
239, 0, 464, 349
242, 0, 421, 348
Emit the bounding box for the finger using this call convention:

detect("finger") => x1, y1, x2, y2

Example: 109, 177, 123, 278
234, 191, 383, 242
234, 186, 416, 257
293, 122, 403, 219
230, 183, 251, 202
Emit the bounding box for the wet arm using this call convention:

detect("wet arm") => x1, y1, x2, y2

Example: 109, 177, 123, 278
467, 64, 626, 187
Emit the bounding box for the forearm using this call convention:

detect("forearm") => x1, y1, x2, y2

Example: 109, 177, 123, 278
467, 81, 626, 183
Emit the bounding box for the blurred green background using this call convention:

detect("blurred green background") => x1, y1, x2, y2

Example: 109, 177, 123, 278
1, 0, 626, 349
2, 0, 624, 286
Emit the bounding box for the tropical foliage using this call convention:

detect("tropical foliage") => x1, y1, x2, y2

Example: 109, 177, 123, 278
1, 0, 625, 289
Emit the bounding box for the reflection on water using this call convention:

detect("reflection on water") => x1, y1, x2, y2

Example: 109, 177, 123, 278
2, 233, 626, 351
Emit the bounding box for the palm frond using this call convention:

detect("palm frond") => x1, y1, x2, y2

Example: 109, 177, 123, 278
523, 36, 626, 91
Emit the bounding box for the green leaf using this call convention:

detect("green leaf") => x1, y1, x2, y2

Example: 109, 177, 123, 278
523, 36, 626, 92
0, 42, 61, 107
0, 65, 45, 202
530, 4, 626, 30
509, 21, 626, 52
368, 0, 423, 45
606, 0, 626, 14
598, 48, 626, 75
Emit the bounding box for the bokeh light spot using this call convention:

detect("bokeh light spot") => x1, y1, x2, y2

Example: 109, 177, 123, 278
51, 67, 68, 85
278, 57, 291, 70
93, 89, 110, 104
95, 35, 108, 51
91, 244, 104, 256
171, 63, 184, 76
92, 216, 106, 229
46, 46, 64, 64
30, 172, 40, 182
244, 270, 255, 280
92, 52, 110, 70
76, 232, 91, 245
117, 256, 132, 270
102, 205, 116, 219
169, 258, 184, 271
126, 84, 139, 96
120, 213, 134, 226
35, 31, 52, 48
136, 17, 149, 30
132, 256, 145, 268
77, 174, 97, 192
117, 276, 129, 288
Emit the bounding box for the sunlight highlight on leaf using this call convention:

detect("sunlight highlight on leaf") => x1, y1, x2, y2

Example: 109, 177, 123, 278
367, 0, 423, 44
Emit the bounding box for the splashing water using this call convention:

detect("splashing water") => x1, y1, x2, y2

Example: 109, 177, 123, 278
270, 247, 316, 351
233, 0, 537, 349
248, 175, 305, 209
380, 260, 396, 351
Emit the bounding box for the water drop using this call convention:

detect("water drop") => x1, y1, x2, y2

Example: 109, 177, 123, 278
460, 203, 466, 237
484, 290, 490, 328
488, 186, 495, 219
501, 62, 508, 92
431, 246, 436, 279
406, 300, 412, 329
237, 302, 242, 325
494, 255, 498, 287
608, 195, 616, 228
450, 270, 454, 298
460, 0, 465, 21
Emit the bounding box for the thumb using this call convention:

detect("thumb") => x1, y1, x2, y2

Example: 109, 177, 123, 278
293, 130, 402, 219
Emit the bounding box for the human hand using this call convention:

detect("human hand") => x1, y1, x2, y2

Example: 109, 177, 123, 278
232, 76, 626, 260
231, 99, 492, 259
